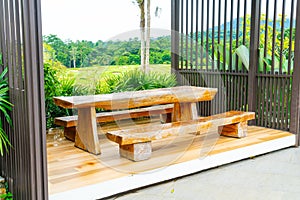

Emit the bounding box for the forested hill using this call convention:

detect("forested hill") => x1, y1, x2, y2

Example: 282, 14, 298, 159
43, 35, 171, 68
43, 16, 293, 68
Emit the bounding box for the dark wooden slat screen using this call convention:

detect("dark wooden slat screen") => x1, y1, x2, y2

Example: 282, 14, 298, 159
0, 0, 48, 199
172, 0, 299, 136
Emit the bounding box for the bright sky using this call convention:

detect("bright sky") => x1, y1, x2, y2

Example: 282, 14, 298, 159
41, 0, 171, 42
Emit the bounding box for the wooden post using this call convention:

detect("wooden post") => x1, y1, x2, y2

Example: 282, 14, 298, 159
171, 0, 180, 72
248, 0, 260, 125
75, 107, 101, 155
290, 0, 300, 147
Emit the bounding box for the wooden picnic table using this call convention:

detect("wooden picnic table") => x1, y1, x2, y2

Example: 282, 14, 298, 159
53, 86, 218, 154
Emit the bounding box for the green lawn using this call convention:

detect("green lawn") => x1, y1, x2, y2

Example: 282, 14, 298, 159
57, 64, 172, 91
67, 64, 171, 79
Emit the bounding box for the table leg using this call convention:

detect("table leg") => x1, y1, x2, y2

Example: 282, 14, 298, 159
172, 102, 198, 122
75, 107, 101, 155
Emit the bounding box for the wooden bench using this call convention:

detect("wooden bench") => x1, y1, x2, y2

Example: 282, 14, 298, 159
54, 104, 174, 141
106, 111, 255, 161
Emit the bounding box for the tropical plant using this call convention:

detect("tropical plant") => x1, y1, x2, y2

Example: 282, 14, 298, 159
213, 43, 292, 74
103, 69, 177, 93
44, 61, 74, 128
213, 43, 249, 71
0, 65, 13, 156
0, 181, 13, 199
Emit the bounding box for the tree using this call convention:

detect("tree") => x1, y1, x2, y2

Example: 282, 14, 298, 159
70, 45, 77, 68
145, 0, 150, 73
43, 34, 70, 67
134, 0, 150, 73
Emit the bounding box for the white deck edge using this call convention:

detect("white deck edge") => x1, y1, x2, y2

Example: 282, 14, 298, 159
49, 134, 296, 200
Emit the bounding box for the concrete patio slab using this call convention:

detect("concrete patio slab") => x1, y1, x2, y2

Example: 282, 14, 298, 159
109, 147, 300, 200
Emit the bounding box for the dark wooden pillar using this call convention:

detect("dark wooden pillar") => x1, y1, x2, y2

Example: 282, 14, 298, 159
171, 0, 180, 81
248, 0, 261, 125
290, 0, 300, 146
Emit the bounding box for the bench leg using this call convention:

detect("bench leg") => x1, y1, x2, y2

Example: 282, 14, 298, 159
119, 142, 152, 161
64, 127, 76, 142
218, 121, 248, 138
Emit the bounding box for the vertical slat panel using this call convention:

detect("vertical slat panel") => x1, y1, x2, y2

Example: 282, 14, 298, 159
242, 0, 247, 45
171, 0, 180, 72
185, 0, 189, 69
263, 0, 269, 73
0, 0, 48, 198
223, 0, 227, 70
172, 0, 298, 137
272, 74, 278, 128
205, 0, 209, 70
271, 0, 277, 73
195, 0, 199, 70
279, 0, 286, 74
180, 0, 184, 69
211, 0, 215, 70
288, 0, 295, 75
190, 0, 194, 69
217, 0, 221, 70
200, 0, 204, 70
235, 0, 240, 70
280, 75, 286, 130
229, 0, 234, 71
3, 0, 13, 183
260, 76, 265, 125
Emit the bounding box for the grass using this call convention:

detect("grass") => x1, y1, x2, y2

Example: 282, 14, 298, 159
68, 64, 170, 76
64, 64, 171, 86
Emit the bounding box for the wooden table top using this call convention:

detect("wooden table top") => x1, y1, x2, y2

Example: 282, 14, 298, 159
53, 86, 218, 110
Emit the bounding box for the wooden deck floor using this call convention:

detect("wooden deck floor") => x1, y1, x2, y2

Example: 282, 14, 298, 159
47, 118, 295, 199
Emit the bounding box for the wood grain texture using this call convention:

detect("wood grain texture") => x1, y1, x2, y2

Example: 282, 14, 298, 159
172, 102, 198, 122
219, 121, 248, 138
75, 107, 101, 155
199, 111, 255, 124
106, 120, 212, 145
106, 111, 255, 146
53, 86, 218, 109
54, 104, 174, 128
64, 127, 76, 141
119, 142, 152, 161
47, 118, 294, 195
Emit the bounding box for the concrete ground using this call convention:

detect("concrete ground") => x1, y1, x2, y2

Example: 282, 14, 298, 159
108, 147, 300, 200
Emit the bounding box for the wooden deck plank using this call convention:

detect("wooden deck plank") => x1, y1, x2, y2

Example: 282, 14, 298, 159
47, 117, 295, 195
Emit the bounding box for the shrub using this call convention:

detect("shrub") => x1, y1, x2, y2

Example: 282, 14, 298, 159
44, 61, 74, 128
44, 65, 177, 128
44, 61, 100, 128
102, 69, 177, 93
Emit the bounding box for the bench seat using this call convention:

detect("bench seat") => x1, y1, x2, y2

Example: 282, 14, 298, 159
106, 111, 255, 161
55, 104, 174, 141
